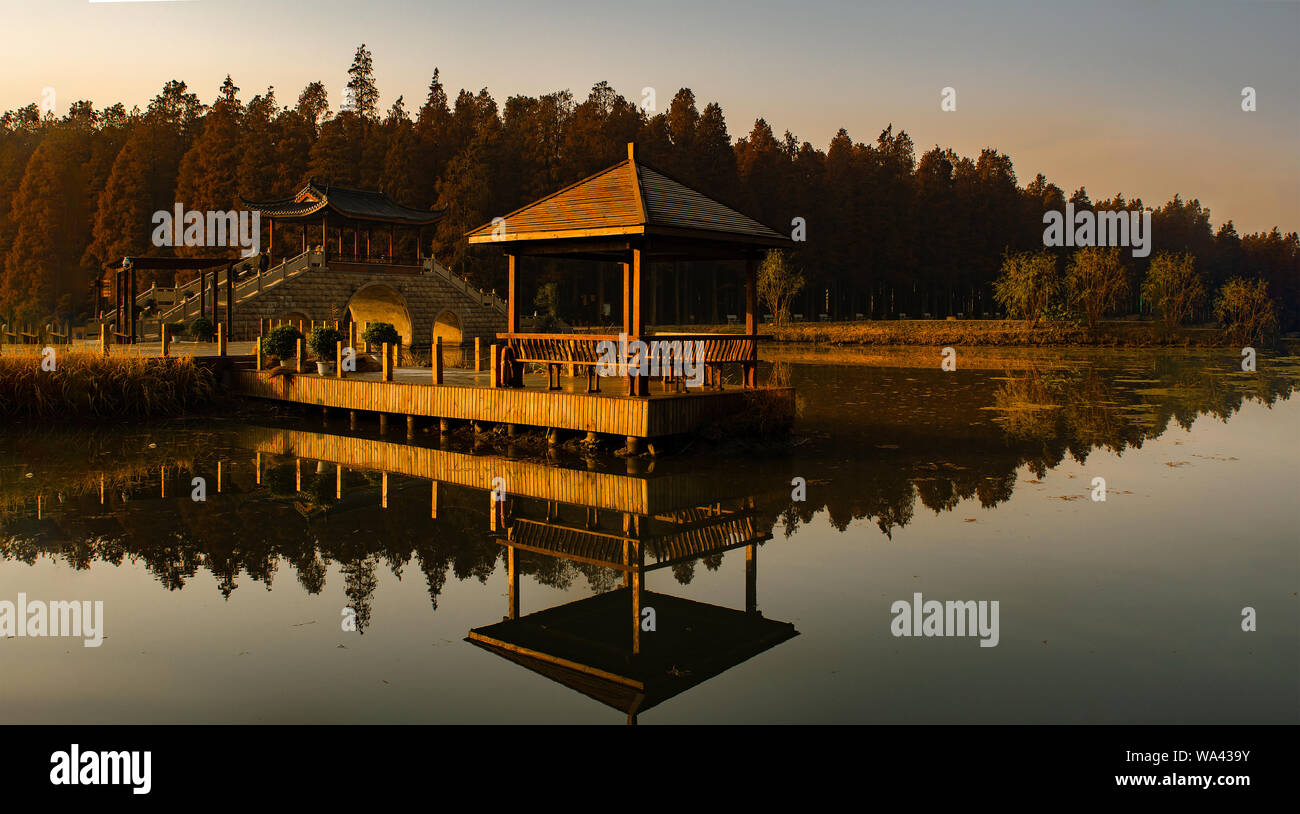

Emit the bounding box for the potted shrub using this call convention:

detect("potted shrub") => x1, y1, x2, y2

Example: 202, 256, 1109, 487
189, 316, 215, 342
361, 321, 400, 351
308, 326, 344, 374
261, 324, 305, 367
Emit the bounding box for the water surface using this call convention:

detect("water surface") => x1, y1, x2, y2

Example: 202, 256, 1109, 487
2, 346, 1296, 723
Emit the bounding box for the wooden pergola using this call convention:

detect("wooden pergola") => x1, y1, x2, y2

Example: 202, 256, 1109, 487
466, 143, 792, 396
242, 180, 445, 267
105, 255, 240, 343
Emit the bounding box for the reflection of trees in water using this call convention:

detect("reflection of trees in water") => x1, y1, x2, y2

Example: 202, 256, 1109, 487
0, 468, 505, 629
773, 357, 1296, 539
341, 556, 378, 634
993, 359, 1294, 467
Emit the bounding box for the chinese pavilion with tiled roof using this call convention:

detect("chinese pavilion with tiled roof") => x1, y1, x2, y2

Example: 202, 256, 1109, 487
242, 180, 445, 266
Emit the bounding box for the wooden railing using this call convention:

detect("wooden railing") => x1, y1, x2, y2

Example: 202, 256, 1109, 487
499, 333, 759, 365
496, 332, 762, 391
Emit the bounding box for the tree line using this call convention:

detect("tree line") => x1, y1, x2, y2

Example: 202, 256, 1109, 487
0, 44, 1296, 330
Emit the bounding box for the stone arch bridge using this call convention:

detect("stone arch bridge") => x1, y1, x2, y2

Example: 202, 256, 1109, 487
152, 251, 505, 348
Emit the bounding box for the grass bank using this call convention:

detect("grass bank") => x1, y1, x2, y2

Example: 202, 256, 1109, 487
647, 320, 1234, 346
0, 348, 215, 420
771, 320, 1231, 346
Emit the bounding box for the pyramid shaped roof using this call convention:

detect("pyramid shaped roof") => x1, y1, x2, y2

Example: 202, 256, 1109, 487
466, 145, 789, 249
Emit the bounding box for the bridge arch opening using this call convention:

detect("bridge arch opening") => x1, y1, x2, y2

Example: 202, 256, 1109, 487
345, 284, 413, 347
433, 310, 463, 345
278, 310, 309, 328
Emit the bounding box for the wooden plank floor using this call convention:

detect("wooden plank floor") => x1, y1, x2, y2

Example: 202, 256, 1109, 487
232, 368, 792, 439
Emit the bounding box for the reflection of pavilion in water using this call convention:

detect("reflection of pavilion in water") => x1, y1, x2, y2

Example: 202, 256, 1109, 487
244, 424, 800, 723
469, 478, 797, 724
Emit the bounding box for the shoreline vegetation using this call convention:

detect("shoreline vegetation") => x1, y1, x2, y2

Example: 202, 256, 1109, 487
646, 320, 1287, 348
0, 349, 214, 420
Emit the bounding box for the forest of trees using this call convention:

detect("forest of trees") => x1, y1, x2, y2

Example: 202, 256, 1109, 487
1, 44, 1296, 329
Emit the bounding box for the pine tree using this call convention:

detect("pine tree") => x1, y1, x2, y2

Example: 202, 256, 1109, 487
345, 44, 380, 121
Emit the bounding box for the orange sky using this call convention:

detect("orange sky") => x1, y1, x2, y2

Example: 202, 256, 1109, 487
2, 0, 1295, 234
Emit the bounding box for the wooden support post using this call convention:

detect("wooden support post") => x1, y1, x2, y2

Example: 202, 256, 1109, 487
161, 322, 170, 357
336, 464, 343, 500
433, 336, 443, 384
225, 262, 233, 339
630, 248, 648, 396
217, 322, 227, 357
255, 452, 262, 485
745, 254, 758, 388
746, 542, 758, 614
296, 337, 304, 373
507, 545, 520, 620
128, 264, 137, 343
255, 333, 263, 370
630, 540, 642, 654
381, 342, 392, 381
381, 471, 388, 508
430, 480, 438, 518
439, 418, 450, 434
621, 261, 631, 335
100, 323, 109, 356
474, 336, 481, 372
506, 254, 518, 334
489, 343, 498, 388
336, 340, 344, 379
407, 415, 416, 440
349, 410, 358, 430
379, 413, 389, 434
295, 458, 301, 492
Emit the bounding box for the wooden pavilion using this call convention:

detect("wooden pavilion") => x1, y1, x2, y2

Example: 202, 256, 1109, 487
466, 143, 793, 396
241, 180, 445, 267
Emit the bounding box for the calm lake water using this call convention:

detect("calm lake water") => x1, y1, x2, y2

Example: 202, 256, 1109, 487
2, 345, 1297, 724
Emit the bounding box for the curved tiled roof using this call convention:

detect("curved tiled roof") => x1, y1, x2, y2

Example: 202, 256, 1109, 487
242, 180, 445, 226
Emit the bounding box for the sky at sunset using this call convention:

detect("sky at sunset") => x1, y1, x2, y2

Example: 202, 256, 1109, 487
2, 0, 1295, 233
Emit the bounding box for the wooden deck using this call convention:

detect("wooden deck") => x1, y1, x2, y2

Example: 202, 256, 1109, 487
231, 367, 792, 441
